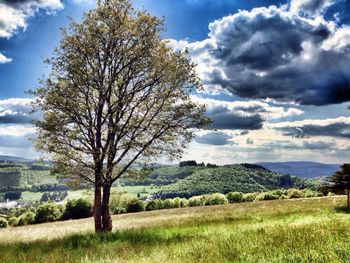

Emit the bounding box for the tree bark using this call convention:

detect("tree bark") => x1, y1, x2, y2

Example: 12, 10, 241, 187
102, 184, 113, 232
94, 184, 103, 232
347, 188, 349, 210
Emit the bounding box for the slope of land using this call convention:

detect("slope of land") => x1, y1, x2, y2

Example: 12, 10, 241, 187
0, 196, 349, 262
258, 161, 340, 178
157, 164, 318, 198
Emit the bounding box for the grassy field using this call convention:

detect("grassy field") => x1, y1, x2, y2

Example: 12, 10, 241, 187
1, 196, 350, 262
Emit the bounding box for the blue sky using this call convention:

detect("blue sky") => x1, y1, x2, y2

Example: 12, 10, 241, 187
1, 0, 350, 164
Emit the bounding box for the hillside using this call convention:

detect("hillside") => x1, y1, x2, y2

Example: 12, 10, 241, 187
0, 196, 348, 262
157, 164, 318, 198
257, 161, 340, 178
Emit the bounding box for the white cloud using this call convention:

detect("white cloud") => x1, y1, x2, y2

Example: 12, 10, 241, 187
0, 0, 63, 38
0, 52, 12, 63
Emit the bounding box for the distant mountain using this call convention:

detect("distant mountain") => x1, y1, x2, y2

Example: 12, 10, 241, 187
257, 162, 340, 178
0, 155, 32, 163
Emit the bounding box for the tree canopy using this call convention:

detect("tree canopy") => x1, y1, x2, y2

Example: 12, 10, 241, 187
32, 0, 209, 232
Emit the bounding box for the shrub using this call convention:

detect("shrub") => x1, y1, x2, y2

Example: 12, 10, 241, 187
163, 199, 174, 209
110, 193, 130, 215
227, 192, 243, 203
287, 188, 304, 199
327, 192, 335, 196
145, 199, 164, 211
173, 197, 188, 208
4, 191, 21, 200
188, 196, 204, 207
18, 212, 35, 226
35, 202, 62, 223
205, 193, 228, 205
125, 198, 145, 213
0, 217, 8, 228
64, 199, 92, 220
255, 192, 279, 201
8, 217, 19, 227
242, 192, 259, 202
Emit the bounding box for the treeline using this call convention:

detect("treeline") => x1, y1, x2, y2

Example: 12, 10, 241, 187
0, 188, 327, 229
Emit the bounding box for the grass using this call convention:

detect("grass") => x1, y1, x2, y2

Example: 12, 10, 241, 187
1, 196, 350, 262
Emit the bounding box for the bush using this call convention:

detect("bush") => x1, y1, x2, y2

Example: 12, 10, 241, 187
255, 192, 279, 201
0, 217, 8, 228
35, 202, 62, 223
145, 199, 164, 211
227, 192, 243, 203
205, 193, 228, 205
163, 199, 174, 209
242, 192, 259, 202
110, 193, 130, 215
173, 197, 188, 208
327, 192, 335, 196
188, 196, 204, 207
8, 217, 19, 227
4, 191, 21, 200
125, 198, 145, 213
287, 188, 304, 199
64, 198, 92, 220
18, 212, 35, 226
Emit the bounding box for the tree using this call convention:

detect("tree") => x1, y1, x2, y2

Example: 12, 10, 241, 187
329, 164, 350, 209
32, 0, 209, 232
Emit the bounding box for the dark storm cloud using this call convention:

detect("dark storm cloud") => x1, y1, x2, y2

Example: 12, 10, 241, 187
186, 4, 350, 106
195, 131, 233, 145
274, 118, 350, 138
205, 104, 264, 130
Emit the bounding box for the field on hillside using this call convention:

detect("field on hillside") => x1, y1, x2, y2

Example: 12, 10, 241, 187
1, 196, 350, 262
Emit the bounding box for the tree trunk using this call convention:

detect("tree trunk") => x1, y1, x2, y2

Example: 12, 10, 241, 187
94, 184, 103, 233
347, 188, 349, 210
102, 184, 112, 232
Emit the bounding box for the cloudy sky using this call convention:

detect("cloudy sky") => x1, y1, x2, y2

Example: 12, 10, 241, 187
1, 0, 350, 164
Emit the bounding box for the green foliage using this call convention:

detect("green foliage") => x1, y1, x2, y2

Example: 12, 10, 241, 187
163, 199, 174, 209
242, 192, 259, 202
125, 198, 145, 213
146, 199, 164, 211
173, 197, 188, 208
18, 212, 36, 226
255, 192, 279, 201
4, 191, 21, 200
110, 193, 131, 214
287, 188, 304, 199
0, 217, 8, 228
227, 192, 243, 203
63, 199, 92, 220
35, 203, 62, 223
8, 217, 19, 227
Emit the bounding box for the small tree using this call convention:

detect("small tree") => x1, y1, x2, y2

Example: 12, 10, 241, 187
33, 0, 208, 232
329, 164, 350, 209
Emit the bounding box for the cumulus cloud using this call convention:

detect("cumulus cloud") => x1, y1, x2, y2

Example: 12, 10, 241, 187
0, 0, 63, 38
195, 131, 233, 145
0, 52, 11, 63
271, 116, 350, 138
289, 0, 335, 17
192, 96, 303, 130
171, 3, 350, 106
0, 98, 39, 124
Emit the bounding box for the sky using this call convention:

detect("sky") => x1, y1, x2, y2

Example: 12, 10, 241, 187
1, 0, 350, 164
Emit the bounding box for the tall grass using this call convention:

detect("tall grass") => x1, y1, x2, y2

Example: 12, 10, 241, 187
0, 196, 349, 262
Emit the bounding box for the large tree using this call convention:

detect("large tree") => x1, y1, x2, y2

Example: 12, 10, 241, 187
32, 0, 209, 232
329, 164, 350, 209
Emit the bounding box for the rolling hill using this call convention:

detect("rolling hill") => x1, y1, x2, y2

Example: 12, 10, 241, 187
156, 164, 318, 198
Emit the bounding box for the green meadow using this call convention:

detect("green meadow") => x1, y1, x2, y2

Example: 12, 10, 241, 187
1, 196, 350, 262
